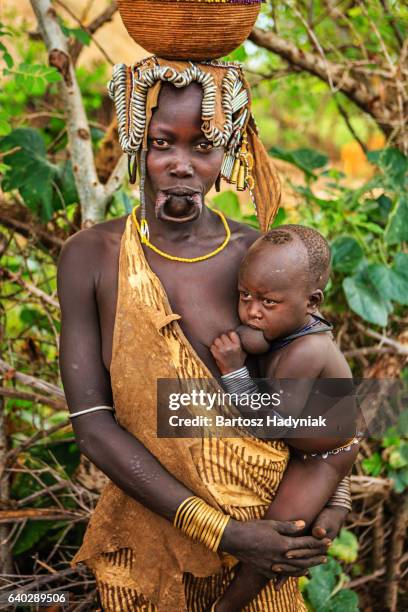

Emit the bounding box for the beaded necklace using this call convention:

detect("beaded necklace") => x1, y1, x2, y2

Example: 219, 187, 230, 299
131, 206, 231, 263
268, 315, 333, 352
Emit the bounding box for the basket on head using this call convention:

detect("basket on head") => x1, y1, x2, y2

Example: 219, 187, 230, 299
117, 0, 262, 61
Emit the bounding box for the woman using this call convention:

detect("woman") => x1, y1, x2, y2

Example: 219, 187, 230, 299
58, 58, 350, 611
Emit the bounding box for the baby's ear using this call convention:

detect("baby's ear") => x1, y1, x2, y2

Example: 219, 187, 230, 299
307, 289, 324, 313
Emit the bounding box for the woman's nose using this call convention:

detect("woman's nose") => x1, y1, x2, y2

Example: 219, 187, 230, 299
169, 154, 194, 178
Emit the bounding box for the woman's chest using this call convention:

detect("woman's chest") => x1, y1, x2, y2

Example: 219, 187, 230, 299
97, 255, 241, 375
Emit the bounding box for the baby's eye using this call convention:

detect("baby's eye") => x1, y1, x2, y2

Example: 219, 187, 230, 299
152, 138, 169, 148
263, 298, 276, 306
240, 291, 251, 301
196, 142, 213, 152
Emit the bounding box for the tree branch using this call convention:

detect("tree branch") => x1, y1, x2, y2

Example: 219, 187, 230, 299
68, 1, 118, 64
0, 199, 64, 253
1, 267, 59, 309
54, 0, 115, 66
0, 358, 65, 399
354, 322, 408, 356
0, 387, 66, 411
248, 26, 388, 135
0, 508, 86, 523
29, 0, 126, 225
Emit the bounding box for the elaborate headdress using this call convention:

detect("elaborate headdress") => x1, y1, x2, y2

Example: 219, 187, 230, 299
109, 0, 280, 234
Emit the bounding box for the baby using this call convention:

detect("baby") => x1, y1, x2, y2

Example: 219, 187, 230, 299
209, 225, 359, 610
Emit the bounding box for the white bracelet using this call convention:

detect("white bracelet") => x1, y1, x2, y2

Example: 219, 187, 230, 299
69, 405, 115, 419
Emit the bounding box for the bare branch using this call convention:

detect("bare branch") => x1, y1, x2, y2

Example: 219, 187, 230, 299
335, 98, 368, 154
354, 323, 408, 356
54, 0, 115, 66
249, 27, 379, 117
0, 358, 65, 399
0, 387, 66, 411
1, 267, 59, 309
248, 23, 408, 151
379, 0, 404, 49
0, 508, 85, 523
0, 199, 64, 253
69, 1, 118, 64
29, 0, 126, 225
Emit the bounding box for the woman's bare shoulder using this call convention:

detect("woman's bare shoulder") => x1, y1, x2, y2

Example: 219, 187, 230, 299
58, 215, 128, 272
227, 217, 260, 250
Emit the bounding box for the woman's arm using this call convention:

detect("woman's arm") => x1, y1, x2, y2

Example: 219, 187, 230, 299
58, 230, 330, 571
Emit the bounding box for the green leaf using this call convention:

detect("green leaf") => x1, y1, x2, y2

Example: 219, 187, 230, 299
367, 149, 408, 191
371, 194, 393, 226
14, 521, 54, 555
0, 128, 58, 220
60, 22, 91, 46
270, 146, 328, 178
271, 207, 287, 227
213, 190, 241, 218
397, 410, 408, 437
54, 160, 79, 208
362, 452, 383, 476
343, 266, 392, 326
306, 559, 340, 610
70, 28, 91, 46
368, 254, 408, 305
5, 63, 61, 94
388, 467, 408, 493
389, 443, 408, 469
385, 194, 408, 244
0, 41, 13, 68
329, 589, 359, 612
331, 236, 364, 274
224, 44, 247, 62
382, 426, 401, 448
329, 529, 359, 563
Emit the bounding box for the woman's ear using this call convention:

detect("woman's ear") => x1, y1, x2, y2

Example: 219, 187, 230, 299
307, 290, 324, 313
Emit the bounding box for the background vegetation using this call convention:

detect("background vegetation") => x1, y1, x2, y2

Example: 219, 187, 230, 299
0, 1, 406, 610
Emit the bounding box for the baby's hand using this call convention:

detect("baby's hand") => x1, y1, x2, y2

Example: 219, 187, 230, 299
210, 331, 246, 375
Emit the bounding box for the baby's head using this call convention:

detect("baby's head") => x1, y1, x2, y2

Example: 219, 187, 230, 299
238, 225, 331, 345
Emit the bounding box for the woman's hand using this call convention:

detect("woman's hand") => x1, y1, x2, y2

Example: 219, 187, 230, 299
220, 518, 331, 580
210, 331, 247, 375
273, 505, 349, 591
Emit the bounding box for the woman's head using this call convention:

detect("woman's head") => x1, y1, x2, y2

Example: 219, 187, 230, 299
109, 57, 281, 231
145, 82, 225, 223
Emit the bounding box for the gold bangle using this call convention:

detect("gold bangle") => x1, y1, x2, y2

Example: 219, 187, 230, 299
173, 496, 230, 552
174, 496, 197, 528
186, 503, 208, 539
175, 497, 202, 529
202, 511, 223, 550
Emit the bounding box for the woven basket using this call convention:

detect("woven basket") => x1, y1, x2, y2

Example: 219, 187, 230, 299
117, 0, 261, 60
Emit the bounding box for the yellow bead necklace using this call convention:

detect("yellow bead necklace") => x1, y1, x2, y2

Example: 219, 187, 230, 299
131, 206, 231, 263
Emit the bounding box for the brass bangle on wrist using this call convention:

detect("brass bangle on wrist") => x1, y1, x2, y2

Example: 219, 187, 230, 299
327, 476, 352, 511
174, 496, 230, 552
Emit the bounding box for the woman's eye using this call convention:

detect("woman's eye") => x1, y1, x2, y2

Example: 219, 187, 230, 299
196, 142, 213, 152
152, 138, 169, 148
263, 299, 276, 306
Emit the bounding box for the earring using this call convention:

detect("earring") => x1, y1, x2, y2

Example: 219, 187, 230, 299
128, 154, 138, 184
215, 174, 221, 192
139, 150, 149, 244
